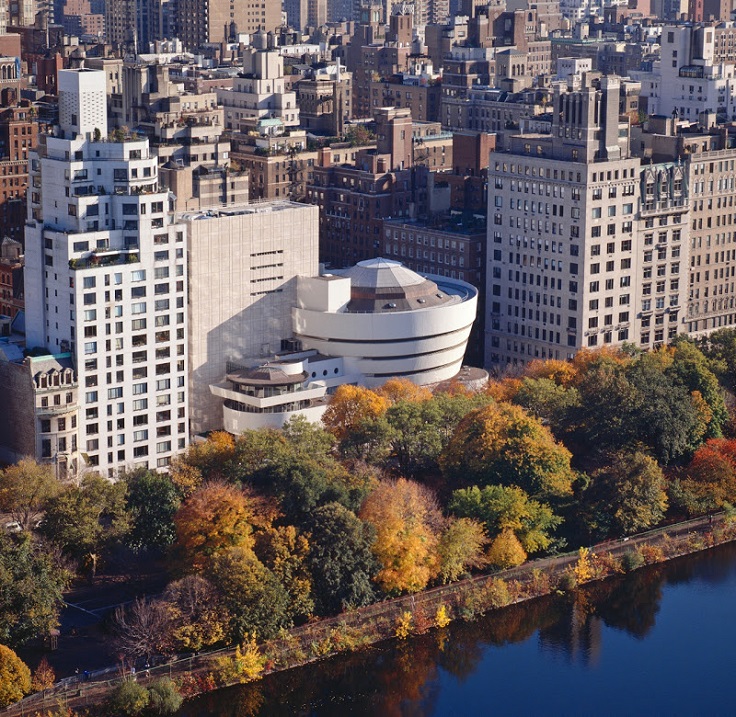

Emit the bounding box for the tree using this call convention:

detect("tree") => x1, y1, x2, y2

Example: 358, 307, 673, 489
449, 484, 561, 554
512, 378, 580, 435
210, 547, 290, 642
107, 680, 149, 716
440, 402, 575, 500
147, 678, 183, 715
436, 517, 488, 584
113, 598, 174, 664
254, 525, 314, 622
0, 459, 59, 531
163, 575, 228, 652
321, 384, 390, 444
172, 431, 235, 484
375, 377, 432, 404
124, 470, 181, 554
486, 529, 527, 570
39, 474, 129, 574
30, 656, 55, 691
0, 643, 31, 707
0, 533, 70, 648
671, 438, 736, 515
306, 502, 378, 614
359, 478, 443, 594
173, 482, 256, 573
626, 353, 707, 464
585, 451, 668, 537
669, 339, 728, 440
525, 358, 577, 387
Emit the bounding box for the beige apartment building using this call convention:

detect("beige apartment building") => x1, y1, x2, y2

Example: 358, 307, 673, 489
485, 74, 691, 368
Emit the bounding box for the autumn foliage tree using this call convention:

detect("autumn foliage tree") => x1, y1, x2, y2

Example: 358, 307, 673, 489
671, 438, 736, 515
360, 478, 443, 594
173, 482, 257, 573
440, 402, 575, 500
322, 384, 390, 444
0, 644, 31, 707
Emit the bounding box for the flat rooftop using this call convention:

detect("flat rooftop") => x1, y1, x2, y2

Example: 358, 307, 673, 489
181, 200, 310, 222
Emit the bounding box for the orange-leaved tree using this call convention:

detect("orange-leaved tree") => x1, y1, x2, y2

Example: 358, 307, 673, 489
322, 384, 390, 442
173, 481, 258, 573
375, 377, 432, 404
672, 438, 736, 515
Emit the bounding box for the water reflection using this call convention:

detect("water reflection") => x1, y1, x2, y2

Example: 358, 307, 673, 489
180, 542, 736, 716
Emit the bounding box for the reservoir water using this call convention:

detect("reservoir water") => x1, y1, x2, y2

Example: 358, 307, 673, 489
181, 541, 736, 716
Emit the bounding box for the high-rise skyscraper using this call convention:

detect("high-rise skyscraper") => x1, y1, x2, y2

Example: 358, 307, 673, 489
25, 69, 189, 476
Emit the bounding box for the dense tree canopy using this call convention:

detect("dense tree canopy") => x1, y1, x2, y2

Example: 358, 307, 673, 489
0, 532, 70, 648
583, 451, 669, 537
440, 402, 576, 499
306, 502, 378, 614
0, 459, 59, 531
360, 478, 443, 594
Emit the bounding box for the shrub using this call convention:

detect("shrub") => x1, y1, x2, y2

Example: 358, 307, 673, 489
573, 547, 595, 584
147, 678, 183, 715
107, 680, 149, 716
557, 570, 578, 592
435, 605, 451, 629
394, 611, 414, 640
621, 550, 645, 573
639, 544, 665, 565
215, 635, 266, 685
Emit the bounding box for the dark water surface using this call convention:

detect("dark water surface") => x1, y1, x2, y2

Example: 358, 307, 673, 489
180, 542, 736, 716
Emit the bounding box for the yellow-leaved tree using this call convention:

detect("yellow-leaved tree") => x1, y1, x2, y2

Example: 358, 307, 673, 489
439, 402, 575, 500
0, 644, 31, 707
359, 478, 442, 594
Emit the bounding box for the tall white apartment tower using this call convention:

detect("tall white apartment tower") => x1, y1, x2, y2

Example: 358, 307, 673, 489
25, 69, 189, 477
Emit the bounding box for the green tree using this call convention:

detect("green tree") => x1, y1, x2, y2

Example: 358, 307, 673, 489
511, 377, 580, 435
124, 470, 181, 554
39, 474, 129, 574
440, 403, 575, 500
0, 459, 60, 531
669, 339, 728, 439
585, 451, 668, 537
436, 517, 488, 583
306, 502, 378, 614
210, 546, 291, 641
626, 353, 706, 464
449, 484, 561, 554
107, 680, 149, 716
0, 643, 31, 707
147, 678, 183, 715
0, 533, 70, 648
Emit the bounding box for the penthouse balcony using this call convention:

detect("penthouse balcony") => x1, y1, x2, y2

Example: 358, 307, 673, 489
68, 250, 139, 270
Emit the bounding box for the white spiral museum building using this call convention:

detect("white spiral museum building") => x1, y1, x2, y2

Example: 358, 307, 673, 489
211, 258, 479, 433
294, 258, 478, 387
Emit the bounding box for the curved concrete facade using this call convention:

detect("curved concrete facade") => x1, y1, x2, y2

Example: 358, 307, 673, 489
294, 265, 478, 387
